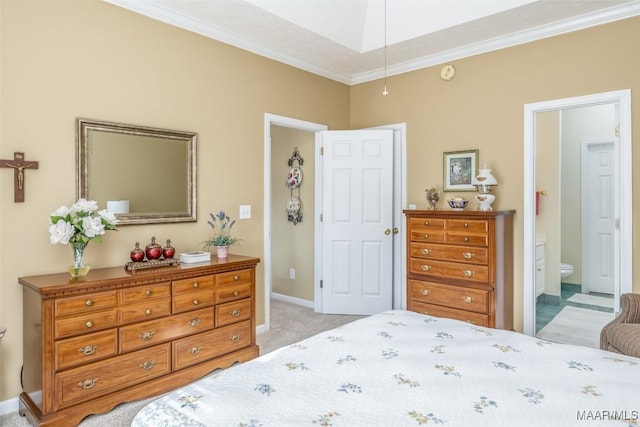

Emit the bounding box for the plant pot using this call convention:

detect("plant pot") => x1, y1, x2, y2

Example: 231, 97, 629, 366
215, 246, 229, 259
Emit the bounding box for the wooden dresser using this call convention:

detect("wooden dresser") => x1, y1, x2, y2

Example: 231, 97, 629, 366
404, 210, 514, 329
18, 254, 260, 427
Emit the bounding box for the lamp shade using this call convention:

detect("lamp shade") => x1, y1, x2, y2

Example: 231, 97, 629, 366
473, 168, 498, 186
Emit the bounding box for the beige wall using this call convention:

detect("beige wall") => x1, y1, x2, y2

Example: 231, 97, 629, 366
3, 0, 640, 404
0, 0, 349, 401
350, 15, 640, 332
270, 126, 315, 301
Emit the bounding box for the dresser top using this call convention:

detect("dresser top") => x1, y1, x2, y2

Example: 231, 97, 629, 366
19, 254, 260, 297
403, 209, 515, 218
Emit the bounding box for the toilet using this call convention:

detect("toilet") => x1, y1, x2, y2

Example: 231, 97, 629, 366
560, 263, 574, 280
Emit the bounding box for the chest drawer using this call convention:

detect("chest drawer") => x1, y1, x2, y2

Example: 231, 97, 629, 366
409, 279, 489, 314
409, 217, 445, 231
410, 300, 489, 327
55, 291, 118, 318
410, 230, 445, 243
446, 219, 488, 233
118, 297, 171, 325
216, 299, 251, 327
173, 275, 214, 295
410, 243, 488, 265
446, 232, 488, 246
120, 282, 171, 304
215, 282, 251, 304
410, 258, 489, 283
55, 309, 118, 339
55, 329, 118, 371
217, 268, 252, 286
172, 288, 215, 313
120, 307, 214, 353
55, 344, 171, 409
172, 320, 251, 371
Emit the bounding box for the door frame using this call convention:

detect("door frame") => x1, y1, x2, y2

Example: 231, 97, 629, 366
523, 89, 632, 336
580, 139, 617, 295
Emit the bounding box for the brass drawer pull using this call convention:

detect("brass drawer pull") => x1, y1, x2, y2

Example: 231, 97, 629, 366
464, 237, 469, 242
85, 321, 93, 328
139, 359, 156, 370
463, 296, 474, 303
462, 252, 474, 259
85, 300, 93, 307
421, 265, 431, 271
234, 275, 240, 281
424, 234, 429, 239
463, 270, 474, 277
233, 290, 240, 296
190, 346, 201, 355
465, 320, 476, 324
188, 317, 202, 327
421, 311, 430, 315
78, 377, 98, 389
464, 223, 469, 228
145, 290, 153, 296
192, 282, 199, 288
421, 289, 430, 296
424, 221, 429, 226
231, 335, 241, 342
421, 248, 431, 255
78, 345, 98, 356
231, 309, 241, 317
193, 299, 200, 305
145, 309, 152, 315
140, 331, 155, 341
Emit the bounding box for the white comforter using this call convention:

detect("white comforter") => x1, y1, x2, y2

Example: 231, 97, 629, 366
132, 310, 640, 426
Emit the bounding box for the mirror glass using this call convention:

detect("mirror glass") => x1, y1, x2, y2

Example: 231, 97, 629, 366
77, 118, 197, 225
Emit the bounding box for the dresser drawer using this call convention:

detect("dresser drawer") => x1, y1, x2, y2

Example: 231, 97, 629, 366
173, 275, 214, 295
217, 268, 252, 286
446, 232, 488, 246
120, 308, 214, 353
118, 297, 171, 325
410, 243, 488, 265
216, 299, 251, 327
55, 309, 118, 339
410, 258, 489, 283
172, 320, 251, 371
446, 219, 488, 233
55, 291, 118, 318
120, 282, 171, 304
173, 288, 215, 313
55, 329, 118, 371
410, 230, 445, 243
409, 217, 445, 230
410, 300, 489, 327
409, 280, 489, 314
215, 283, 252, 304
55, 344, 171, 409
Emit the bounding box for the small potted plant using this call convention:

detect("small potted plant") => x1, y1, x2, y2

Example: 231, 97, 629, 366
203, 211, 239, 258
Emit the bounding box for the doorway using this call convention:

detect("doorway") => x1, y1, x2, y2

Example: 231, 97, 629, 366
263, 114, 407, 331
523, 90, 632, 341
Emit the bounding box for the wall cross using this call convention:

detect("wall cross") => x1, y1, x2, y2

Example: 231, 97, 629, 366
0, 152, 39, 202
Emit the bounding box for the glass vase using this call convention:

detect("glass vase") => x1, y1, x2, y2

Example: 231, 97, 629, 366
69, 243, 91, 278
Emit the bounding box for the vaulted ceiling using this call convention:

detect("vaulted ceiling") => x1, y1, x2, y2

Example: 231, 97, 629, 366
105, 0, 640, 84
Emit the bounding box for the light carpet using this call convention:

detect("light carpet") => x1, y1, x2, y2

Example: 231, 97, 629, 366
536, 305, 614, 349
0, 299, 363, 427
566, 293, 614, 308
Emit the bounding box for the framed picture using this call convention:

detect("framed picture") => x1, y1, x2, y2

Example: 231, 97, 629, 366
443, 149, 478, 192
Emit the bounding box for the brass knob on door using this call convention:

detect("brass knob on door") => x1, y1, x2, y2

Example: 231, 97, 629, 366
393, 227, 399, 235
384, 229, 391, 235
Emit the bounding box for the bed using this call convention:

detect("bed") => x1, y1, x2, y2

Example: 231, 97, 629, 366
132, 310, 640, 426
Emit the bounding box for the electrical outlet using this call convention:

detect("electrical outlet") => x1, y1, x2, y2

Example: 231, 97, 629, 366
289, 268, 295, 279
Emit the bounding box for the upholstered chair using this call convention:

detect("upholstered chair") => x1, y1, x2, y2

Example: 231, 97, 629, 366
600, 293, 640, 358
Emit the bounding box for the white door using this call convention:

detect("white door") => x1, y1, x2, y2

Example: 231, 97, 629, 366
319, 129, 394, 315
581, 140, 617, 294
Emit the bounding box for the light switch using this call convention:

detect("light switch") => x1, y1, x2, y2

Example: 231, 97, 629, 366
239, 205, 251, 219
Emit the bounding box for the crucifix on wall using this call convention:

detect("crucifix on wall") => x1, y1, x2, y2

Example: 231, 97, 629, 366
0, 152, 39, 202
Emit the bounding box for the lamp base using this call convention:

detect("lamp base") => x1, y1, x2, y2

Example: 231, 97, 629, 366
475, 193, 495, 211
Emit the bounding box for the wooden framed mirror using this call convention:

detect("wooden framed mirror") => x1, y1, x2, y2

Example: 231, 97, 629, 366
76, 118, 197, 225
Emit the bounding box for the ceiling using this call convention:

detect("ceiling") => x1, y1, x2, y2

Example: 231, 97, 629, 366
104, 0, 640, 85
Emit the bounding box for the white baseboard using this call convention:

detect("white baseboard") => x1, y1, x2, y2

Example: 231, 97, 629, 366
0, 396, 18, 416
270, 292, 313, 308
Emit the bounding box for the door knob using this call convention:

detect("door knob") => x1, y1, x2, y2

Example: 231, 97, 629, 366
393, 227, 399, 234
384, 229, 391, 235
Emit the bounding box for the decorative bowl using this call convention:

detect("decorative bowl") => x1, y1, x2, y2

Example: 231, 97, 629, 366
447, 198, 468, 210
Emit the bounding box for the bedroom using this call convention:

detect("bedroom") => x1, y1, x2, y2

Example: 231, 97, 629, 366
1, 0, 640, 421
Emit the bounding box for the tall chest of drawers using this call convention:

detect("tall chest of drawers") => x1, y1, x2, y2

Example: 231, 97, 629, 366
404, 210, 514, 329
19, 255, 259, 427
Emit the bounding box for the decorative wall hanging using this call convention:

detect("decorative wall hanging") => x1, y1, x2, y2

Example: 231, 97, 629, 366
1, 152, 39, 202
286, 147, 304, 225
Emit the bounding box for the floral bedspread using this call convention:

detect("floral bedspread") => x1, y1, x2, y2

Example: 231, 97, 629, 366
131, 310, 640, 426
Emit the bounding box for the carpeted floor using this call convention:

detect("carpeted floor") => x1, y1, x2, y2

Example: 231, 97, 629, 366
0, 299, 363, 427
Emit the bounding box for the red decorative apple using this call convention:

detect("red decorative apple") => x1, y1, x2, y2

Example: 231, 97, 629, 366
130, 242, 145, 262
145, 236, 163, 260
